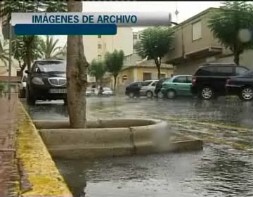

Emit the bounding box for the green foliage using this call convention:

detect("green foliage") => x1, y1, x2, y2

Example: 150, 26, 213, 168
0, 40, 9, 66
0, 82, 7, 93
105, 50, 124, 77
89, 59, 106, 82
0, 1, 67, 23
208, 1, 253, 64
0, 1, 67, 71
135, 27, 174, 60
104, 50, 124, 89
40, 36, 65, 59
135, 27, 174, 79
12, 36, 43, 65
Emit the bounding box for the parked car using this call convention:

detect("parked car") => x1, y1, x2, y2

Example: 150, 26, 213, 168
191, 63, 249, 100
125, 82, 142, 98
154, 77, 170, 98
86, 87, 94, 96
161, 75, 192, 99
99, 87, 114, 96
18, 74, 27, 98
139, 80, 159, 98
26, 60, 67, 105
226, 70, 253, 101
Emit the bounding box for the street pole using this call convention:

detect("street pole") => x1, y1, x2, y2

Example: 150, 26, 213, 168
8, 22, 12, 100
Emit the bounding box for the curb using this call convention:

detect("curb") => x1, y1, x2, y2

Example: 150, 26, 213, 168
17, 102, 73, 197
34, 120, 203, 159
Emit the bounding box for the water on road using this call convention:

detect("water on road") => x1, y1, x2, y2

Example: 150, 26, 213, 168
24, 96, 253, 197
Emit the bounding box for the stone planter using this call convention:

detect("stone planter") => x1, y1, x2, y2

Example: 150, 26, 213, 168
34, 119, 203, 159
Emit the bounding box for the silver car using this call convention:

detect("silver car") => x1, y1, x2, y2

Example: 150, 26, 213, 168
140, 80, 159, 98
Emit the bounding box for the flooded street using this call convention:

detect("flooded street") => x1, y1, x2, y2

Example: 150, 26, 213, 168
24, 96, 253, 197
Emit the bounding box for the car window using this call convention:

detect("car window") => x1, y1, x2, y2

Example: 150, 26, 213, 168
186, 76, 192, 83
173, 76, 187, 83
196, 67, 215, 76
103, 88, 111, 91
236, 67, 248, 75
242, 70, 253, 77
142, 81, 152, 86
215, 66, 233, 76
130, 82, 139, 87
32, 61, 66, 73
152, 81, 158, 86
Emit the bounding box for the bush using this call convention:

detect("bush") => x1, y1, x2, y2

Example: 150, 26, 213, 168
0, 82, 7, 93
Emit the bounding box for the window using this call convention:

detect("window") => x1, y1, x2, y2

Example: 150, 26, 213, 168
186, 76, 192, 83
98, 35, 101, 38
173, 76, 187, 83
98, 55, 102, 59
236, 67, 248, 75
196, 67, 214, 76
192, 21, 202, 41
133, 34, 137, 39
98, 44, 102, 49
216, 66, 233, 76
151, 81, 158, 86
143, 73, 152, 81
141, 81, 152, 86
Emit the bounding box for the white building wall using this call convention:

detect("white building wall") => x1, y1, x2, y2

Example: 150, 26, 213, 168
83, 27, 133, 63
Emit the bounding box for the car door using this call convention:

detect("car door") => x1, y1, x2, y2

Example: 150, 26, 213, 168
185, 76, 193, 95
172, 76, 189, 95
214, 66, 234, 94
150, 81, 158, 94
140, 81, 152, 96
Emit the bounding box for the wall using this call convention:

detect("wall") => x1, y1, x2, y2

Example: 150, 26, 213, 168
165, 8, 225, 62
83, 27, 133, 63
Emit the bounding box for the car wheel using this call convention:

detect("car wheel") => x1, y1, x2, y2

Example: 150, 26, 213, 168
129, 92, 135, 98
167, 90, 176, 99
200, 87, 214, 100
26, 87, 36, 105
240, 87, 253, 101
146, 91, 153, 98
157, 91, 164, 99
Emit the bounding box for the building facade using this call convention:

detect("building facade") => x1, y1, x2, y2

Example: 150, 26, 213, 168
164, 7, 253, 75
83, 27, 134, 63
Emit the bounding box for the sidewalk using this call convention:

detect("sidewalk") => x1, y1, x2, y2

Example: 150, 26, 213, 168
0, 93, 19, 197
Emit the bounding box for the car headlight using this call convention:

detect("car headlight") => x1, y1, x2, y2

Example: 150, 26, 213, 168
32, 77, 44, 85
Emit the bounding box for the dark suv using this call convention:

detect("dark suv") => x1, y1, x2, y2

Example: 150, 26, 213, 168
191, 63, 249, 100
125, 82, 142, 97
26, 60, 67, 105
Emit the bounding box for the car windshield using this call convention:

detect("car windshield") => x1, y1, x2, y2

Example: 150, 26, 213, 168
36, 61, 66, 73
241, 70, 253, 77
103, 87, 111, 91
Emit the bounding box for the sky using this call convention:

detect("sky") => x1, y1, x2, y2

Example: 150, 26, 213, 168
56, 1, 222, 46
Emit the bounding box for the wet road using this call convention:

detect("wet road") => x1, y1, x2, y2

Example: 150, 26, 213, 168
24, 96, 253, 197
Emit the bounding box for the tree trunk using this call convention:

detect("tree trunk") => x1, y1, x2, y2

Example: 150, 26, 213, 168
233, 52, 240, 66
20, 63, 26, 77
113, 75, 117, 91
67, 0, 88, 128
155, 58, 161, 79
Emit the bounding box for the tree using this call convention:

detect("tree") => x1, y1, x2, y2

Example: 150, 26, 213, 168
1, 1, 89, 128
0, 1, 67, 71
12, 36, 43, 75
135, 27, 174, 79
67, 0, 89, 128
208, 1, 253, 65
89, 59, 106, 86
40, 36, 64, 59
104, 50, 124, 90
0, 40, 9, 66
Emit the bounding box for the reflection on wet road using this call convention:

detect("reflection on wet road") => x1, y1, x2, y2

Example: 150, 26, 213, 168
24, 96, 253, 197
